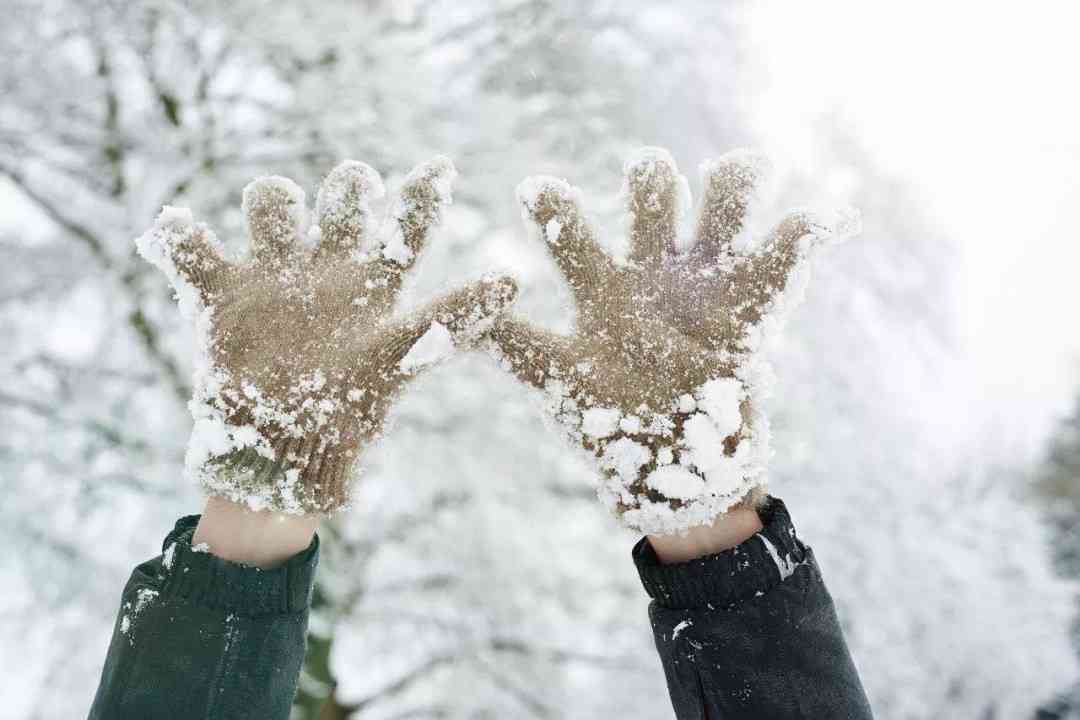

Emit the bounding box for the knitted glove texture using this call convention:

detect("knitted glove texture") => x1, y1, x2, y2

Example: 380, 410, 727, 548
137, 157, 517, 514
487, 148, 858, 534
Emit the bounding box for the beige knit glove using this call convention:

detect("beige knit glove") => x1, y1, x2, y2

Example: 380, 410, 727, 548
487, 148, 858, 535
137, 157, 517, 514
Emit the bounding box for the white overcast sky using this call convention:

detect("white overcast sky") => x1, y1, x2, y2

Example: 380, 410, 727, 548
739, 0, 1080, 452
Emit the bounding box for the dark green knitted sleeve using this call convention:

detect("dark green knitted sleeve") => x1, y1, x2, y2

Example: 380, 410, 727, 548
88, 515, 319, 720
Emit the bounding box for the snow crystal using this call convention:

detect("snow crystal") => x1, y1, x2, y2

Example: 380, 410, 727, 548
645, 465, 704, 500
600, 438, 652, 482
672, 619, 692, 639
682, 412, 731, 470
399, 322, 454, 374
545, 218, 563, 243
677, 394, 696, 413
696, 377, 744, 438
681, 403, 764, 500
581, 407, 621, 439
657, 447, 674, 465
618, 414, 642, 434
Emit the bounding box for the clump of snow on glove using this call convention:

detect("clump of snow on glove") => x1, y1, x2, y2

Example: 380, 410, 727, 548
400, 322, 455, 374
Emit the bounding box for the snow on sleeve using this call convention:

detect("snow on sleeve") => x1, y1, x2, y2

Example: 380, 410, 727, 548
119, 588, 160, 644
399, 322, 454, 374
162, 542, 177, 570
758, 534, 802, 581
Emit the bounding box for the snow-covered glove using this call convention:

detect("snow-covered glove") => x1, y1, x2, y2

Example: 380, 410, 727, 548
137, 157, 517, 514
486, 148, 858, 535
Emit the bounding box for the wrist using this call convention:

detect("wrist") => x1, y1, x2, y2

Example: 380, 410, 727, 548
192, 495, 319, 569
647, 505, 764, 564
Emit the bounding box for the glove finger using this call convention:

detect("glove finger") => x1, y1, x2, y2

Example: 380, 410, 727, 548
135, 206, 229, 305
242, 175, 308, 265
485, 317, 582, 393
515, 175, 618, 316
623, 147, 685, 269
381, 275, 519, 377
314, 160, 384, 260
375, 155, 457, 274
732, 210, 824, 328
692, 150, 770, 263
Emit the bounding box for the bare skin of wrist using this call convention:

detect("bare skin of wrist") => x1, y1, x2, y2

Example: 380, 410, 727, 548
648, 505, 764, 564
192, 496, 319, 570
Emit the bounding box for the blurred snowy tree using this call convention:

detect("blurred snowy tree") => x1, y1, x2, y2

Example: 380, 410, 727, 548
1, 0, 1075, 718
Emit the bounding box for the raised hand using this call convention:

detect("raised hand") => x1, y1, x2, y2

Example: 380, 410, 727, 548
487, 148, 857, 535
137, 157, 517, 514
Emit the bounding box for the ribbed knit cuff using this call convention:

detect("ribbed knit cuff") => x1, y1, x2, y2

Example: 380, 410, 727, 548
155, 515, 319, 617
632, 497, 808, 610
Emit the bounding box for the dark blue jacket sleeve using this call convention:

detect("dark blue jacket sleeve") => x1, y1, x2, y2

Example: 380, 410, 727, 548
634, 498, 874, 719
88, 515, 319, 720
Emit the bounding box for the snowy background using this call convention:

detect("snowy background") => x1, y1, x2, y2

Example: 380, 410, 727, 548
3, 1, 1080, 718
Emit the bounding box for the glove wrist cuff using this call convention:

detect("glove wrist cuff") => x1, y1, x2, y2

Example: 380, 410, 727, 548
200, 441, 354, 515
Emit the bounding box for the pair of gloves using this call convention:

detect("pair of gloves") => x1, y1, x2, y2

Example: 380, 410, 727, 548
138, 148, 855, 536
